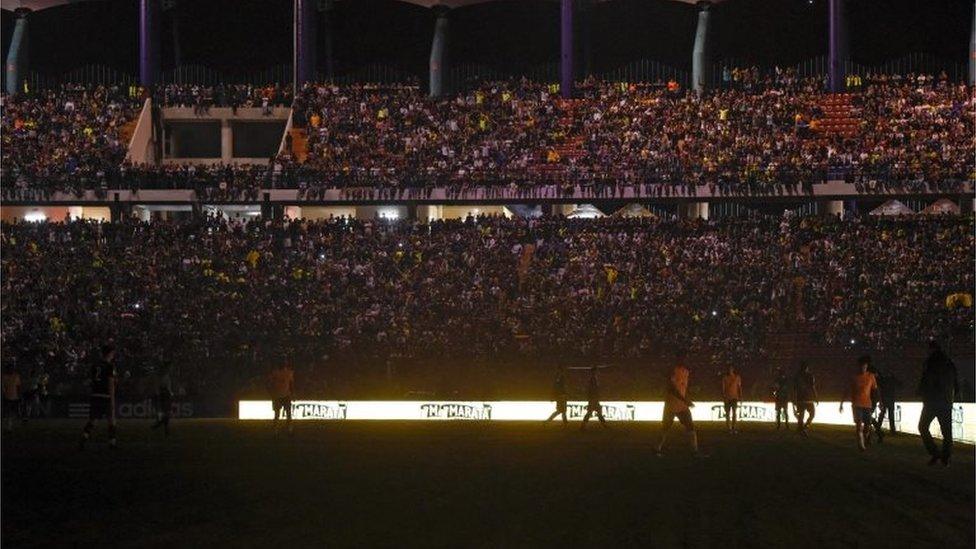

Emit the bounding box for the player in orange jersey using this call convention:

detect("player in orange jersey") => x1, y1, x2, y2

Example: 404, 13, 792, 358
721, 365, 743, 434
656, 352, 702, 457
840, 355, 880, 451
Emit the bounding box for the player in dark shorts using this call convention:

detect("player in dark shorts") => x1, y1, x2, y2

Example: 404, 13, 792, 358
792, 362, 818, 436
580, 367, 608, 430
840, 355, 879, 451
545, 366, 568, 424
151, 361, 173, 436
657, 354, 701, 457
917, 341, 959, 466
80, 344, 118, 449
268, 364, 295, 434
721, 365, 743, 434
773, 369, 790, 430
872, 367, 901, 442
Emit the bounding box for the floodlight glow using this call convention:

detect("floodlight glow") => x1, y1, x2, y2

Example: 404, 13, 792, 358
23, 211, 47, 222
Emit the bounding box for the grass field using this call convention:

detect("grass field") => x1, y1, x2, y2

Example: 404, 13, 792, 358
2, 420, 973, 548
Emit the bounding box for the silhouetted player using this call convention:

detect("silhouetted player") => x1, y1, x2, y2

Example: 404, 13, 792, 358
2, 363, 21, 432
80, 344, 118, 449
917, 341, 959, 466
657, 354, 700, 456
773, 369, 790, 430
151, 361, 173, 436
268, 363, 295, 434
545, 366, 568, 424
721, 365, 742, 434
840, 355, 879, 451
792, 362, 818, 435
580, 367, 608, 430
872, 366, 901, 441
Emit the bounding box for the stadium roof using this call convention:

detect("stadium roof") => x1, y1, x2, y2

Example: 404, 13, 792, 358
0, 0, 94, 11
1, 0, 722, 12
398, 0, 721, 7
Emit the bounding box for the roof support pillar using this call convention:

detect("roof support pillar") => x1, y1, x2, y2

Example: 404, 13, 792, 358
140, 0, 161, 87
827, 0, 847, 93
692, 2, 711, 94
969, 4, 975, 86
429, 7, 450, 98
322, 0, 335, 80
294, 0, 317, 92
4, 9, 29, 94
560, 0, 574, 98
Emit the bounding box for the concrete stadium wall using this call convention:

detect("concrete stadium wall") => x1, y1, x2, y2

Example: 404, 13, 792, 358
125, 98, 155, 165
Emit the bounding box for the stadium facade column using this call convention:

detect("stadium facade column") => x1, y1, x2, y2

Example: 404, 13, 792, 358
140, 0, 162, 87
294, 0, 317, 91
682, 202, 709, 220
561, 0, 574, 98
692, 2, 711, 94
822, 200, 844, 217
969, 5, 975, 86
221, 120, 233, 162
167, 0, 182, 69
4, 8, 30, 94
960, 197, 974, 215
429, 7, 450, 98
322, 0, 335, 80
581, 0, 592, 79
827, 0, 848, 93
695, 202, 710, 220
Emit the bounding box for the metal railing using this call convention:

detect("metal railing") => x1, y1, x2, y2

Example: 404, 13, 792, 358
16, 53, 968, 92
710, 53, 966, 86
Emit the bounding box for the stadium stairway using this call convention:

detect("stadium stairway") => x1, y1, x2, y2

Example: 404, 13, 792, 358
553, 99, 586, 161
531, 99, 586, 180
288, 128, 309, 163
119, 117, 140, 147
517, 243, 536, 286
816, 93, 860, 138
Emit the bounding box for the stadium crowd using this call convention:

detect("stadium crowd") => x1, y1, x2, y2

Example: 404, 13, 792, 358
153, 83, 293, 113
2, 75, 972, 200
1, 84, 142, 200
2, 213, 972, 399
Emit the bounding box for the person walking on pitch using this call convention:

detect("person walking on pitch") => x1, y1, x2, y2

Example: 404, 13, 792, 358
917, 341, 959, 466
872, 366, 902, 442
151, 361, 174, 436
545, 366, 568, 424
268, 362, 295, 434
580, 367, 608, 430
80, 344, 118, 449
840, 355, 879, 451
721, 365, 742, 434
792, 362, 818, 435
773, 369, 790, 430
656, 353, 701, 457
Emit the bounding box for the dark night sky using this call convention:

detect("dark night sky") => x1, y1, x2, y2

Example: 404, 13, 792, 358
1, 0, 971, 79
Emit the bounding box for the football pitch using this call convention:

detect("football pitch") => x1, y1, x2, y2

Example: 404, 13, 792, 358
2, 420, 973, 548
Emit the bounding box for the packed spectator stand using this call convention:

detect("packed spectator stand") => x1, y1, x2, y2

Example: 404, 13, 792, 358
1, 72, 973, 200
1, 214, 972, 400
